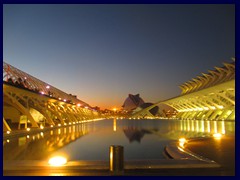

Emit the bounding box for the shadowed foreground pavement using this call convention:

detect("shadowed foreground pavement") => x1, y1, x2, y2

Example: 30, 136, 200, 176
3, 159, 223, 176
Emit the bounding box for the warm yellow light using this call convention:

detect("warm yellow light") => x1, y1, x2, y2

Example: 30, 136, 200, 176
113, 108, 117, 112
218, 105, 224, 109
40, 125, 44, 129
6, 131, 11, 134
113, 118, 117, 131
179, 138, 187, 147
211, 106, 216, 110
203, 107, 209, 110
26, 128, 31, 131
179, 138, 187, 143
48, 156, 67, 166
226, 110, 232, 116
213, 133, 222, 139
77, 103, 81, 107
179, 142, 185, 148
50, 125, 53, 127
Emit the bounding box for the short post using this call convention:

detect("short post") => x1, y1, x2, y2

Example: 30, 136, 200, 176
109, 145, 124, 175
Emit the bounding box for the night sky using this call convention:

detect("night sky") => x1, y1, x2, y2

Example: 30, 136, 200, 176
3, 4, 235, 110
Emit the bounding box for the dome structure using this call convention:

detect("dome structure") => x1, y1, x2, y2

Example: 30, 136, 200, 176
122, 94, 159, 116
122, 94, 145, 111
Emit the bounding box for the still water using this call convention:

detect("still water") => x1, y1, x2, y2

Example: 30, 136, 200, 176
3, 119, 235, 162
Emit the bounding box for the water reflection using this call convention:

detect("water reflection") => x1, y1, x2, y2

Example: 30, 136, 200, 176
178, 119, 234, 137
123, 128, 151, 143
113, 118, 117, 131
121, 119, 234, 141
3, 123, 94, 160
3, 119, 235, 161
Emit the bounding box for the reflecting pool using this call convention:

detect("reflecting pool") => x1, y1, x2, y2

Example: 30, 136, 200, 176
3, 118, 235, 162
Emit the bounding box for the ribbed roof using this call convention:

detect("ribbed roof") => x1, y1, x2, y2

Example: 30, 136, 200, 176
179, 59, 235, 95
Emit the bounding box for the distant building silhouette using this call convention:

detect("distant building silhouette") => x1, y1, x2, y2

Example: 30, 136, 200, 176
122, 94, 145, 111
122, 94, 159, 116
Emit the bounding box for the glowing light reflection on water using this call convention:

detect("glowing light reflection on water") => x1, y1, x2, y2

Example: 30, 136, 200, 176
3, 119, 235, 161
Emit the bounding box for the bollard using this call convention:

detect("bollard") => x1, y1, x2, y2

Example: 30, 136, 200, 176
109, 145, 124, 175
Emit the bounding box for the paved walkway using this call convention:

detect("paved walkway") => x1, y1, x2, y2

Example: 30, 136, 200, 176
3, 159, 222, 176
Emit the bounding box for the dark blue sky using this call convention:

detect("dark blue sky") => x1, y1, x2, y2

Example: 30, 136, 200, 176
3, 4, 235, 110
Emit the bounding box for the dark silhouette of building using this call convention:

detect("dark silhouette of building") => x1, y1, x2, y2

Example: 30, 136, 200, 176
122, 94, 145, 111
122, 94, 159, 116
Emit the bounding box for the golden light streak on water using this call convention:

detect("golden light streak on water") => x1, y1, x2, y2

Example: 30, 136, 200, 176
221, 121, 226, 134
207, 121, 210, 133
191, 120, 194, 131
201, 120, 204, 132
196, 120, 199, 132
113, 118, 117, 131
214, 121, 218, 133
